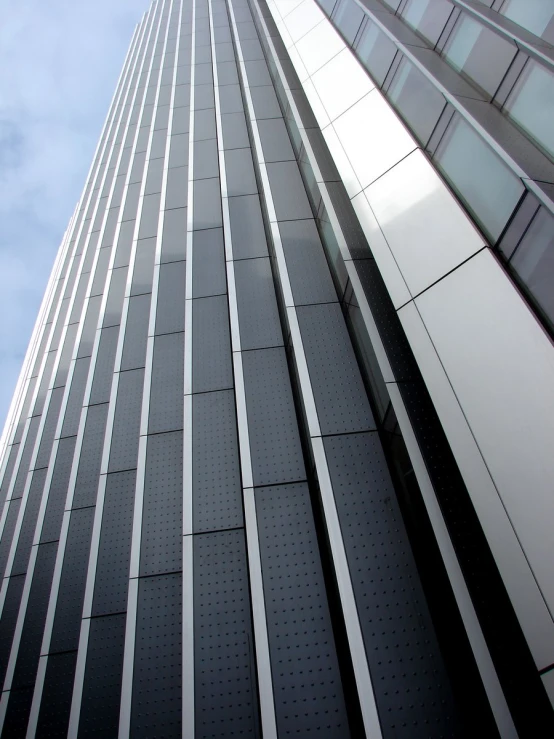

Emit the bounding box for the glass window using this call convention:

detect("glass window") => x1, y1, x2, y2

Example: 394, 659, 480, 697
435, 115, 525, 241
354, 19, 398, 87
500, 0, 554, 44
505, 60, 554, 160
510, 206, 554, 327
387, 57, 446, 145
401, 0, 454, 46
442, 14, 517, 97
332, 0, 365, 46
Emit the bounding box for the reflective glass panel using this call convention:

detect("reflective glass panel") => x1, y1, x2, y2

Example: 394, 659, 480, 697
505, 60, 554, 160
501, 0, 554, 43
354, 19, 397, 87
401, 0, 454, 46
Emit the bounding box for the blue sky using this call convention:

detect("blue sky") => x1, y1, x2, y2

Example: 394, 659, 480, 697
0, 0, 149, 433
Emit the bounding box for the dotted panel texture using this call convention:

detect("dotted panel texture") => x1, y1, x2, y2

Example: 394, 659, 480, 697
12, 542, 58, 691
192, 295, 234, 394
34, 387, 64, 470
49, 506, 95, 654
0, 499, 22, 579
0, 575, 25, 689
89, 325, 120, 406
121, 293, 152, 371
79, 613, 126, 738
233, 258, 284, 351
73, 402, 109, 509
191, 227, 227, 299
60, 356, 91, 438
255, 483, 351, 737
323, 432, 463, 737
35, 651, 77, 738
0, 444, 20, 508
11, 468, 47, 576
11, 416, 40, 499
40, 435, 77, 544
192, 389, 243, 533
2, 686, 34, 738
140, 431, 183, 577
131, 573, 182, 738
296, 303, 376, 435
108, 368, 144, 473
148, 332, 184, 434
242, 347, 305, 486
194, 530, 260, 738
92, 470, 136, 617
155, 260, 186, 335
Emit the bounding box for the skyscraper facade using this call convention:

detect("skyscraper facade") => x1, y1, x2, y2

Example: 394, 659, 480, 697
0, 0, 553, 735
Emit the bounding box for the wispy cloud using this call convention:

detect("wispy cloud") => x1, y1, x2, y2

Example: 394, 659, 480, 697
0, 0, 148, 432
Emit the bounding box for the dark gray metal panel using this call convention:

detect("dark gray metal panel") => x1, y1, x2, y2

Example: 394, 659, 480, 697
53, 323, 78, 388
40, 436, 77, 543
92, 470, 136, 617
161, 207, 187, 262
169, 132, 189, 168
296, 303, 375, 434
257, 117, 294, 162
228, 194, 268, 259
101, 208, 119, 248
131, 237, 156, 295
195, 83, 215, 111
193, 177, 222, 230
0, 444, 20, 509
0, 499, 21, 577
249, 85, 282, 119
324, 432, 462, 737
0, 575, 25, 689
12, 416, 41, 499
148, 332, 184, 434
218, 60, 239, 86
219, 84, 244, 114
12, 542, 57, 690
138, 193, 161, 240
108, 368, 144, 474
194, 138, 219, 180
35, 651, 77, 738
221, 111, 250, 150
131, 573, 182, 737
192, 389, 243, 533
244, 59, 272, 86
114, 221, 135, 268
140, 431, 183, 576
50, 506, 95, 654
155, 260, 186, 335
171, 106, 189, 135
73, 403, 108, 509
150, 129, 167, 160
145, 157, 164, 195
2, 686, 34, 736
123, 182, 141, 221
242, 347, 305, 486
192, 227, 226, 298
61, 356, 91, 439
35, 387, 64, 469
121, 294, 151, 372
194, 530, 260, 736
255, 483, 351, 738
192, 295, 234, 394
102, 266, 128, 327
90, 247, 111, 296
225, 148, 258, 196
266, 161, 313, 221
89, 326, 119, 406
279, 219, 337, 305
194, 108, 217, 141
165, 165, 189, 210
79, 613, 126, 738
234, 257, 283, 350
77, 295, 102, 358
11, 468, 47, 577
68, 273, 88, 325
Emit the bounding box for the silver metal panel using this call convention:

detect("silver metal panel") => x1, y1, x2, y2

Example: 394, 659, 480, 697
284, 0, 325, 43
294, 17, 344, 76
311, 48, 374, 123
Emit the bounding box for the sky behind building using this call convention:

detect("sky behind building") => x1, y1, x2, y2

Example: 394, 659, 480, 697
0, 0, 147, 431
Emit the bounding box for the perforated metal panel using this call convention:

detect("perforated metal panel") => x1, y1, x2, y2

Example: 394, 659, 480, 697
90, 246, 111, 296
11, 468, 47, 577
0, 575, 25, 688
53, 323, 78, 388
296, 303, 376, 435
161, 207, 187, 263
50, 506, 94, 654
61, 356, 91, 438
131, 238, 156, 296
103, 266, 128, 328
77, 295, 102, 358
148, 332, 184, 434
194, 530, 260, 737
0, 443, 20, 508
255, 483, 351, 737
40, 436, 77, 544
12, 416, 41, 499
114, 221, 135, 269
279, 219, 337, 305
2, 686, 34, 737
89, 326, 120, 406
131, 573, 182, 737
192, 295, 234, 394
121, 294, 152, 371
12, 542, 57, 691
242, 347, 305, 486
155, 261, 186, 335
34, 387, 64, 470
108, 369, 144, 474
33, 352, 55, 415
140, 431, 183, 576
92, 470, 136, 617
192, 390, 243, 533
79, 613, 126, 737
0, 499, 22, 578
234, 258, 283, 350
323, 432, 462, 737
73, 403, 109, 509
191, 228, 226, 298
35, 651, 77, 737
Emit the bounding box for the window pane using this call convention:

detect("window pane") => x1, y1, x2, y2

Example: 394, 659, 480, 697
501, 0, 554, 43
355, 19, 397, 87
505, 60, 554, 160
401, 0, 454, 46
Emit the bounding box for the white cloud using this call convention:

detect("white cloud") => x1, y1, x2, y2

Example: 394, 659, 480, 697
0, 0, 149, 433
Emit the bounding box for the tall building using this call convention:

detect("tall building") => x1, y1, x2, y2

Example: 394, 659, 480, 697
0, 0, 553, 735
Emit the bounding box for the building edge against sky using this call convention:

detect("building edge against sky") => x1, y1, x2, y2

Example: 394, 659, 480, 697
0, 0, 553, 736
